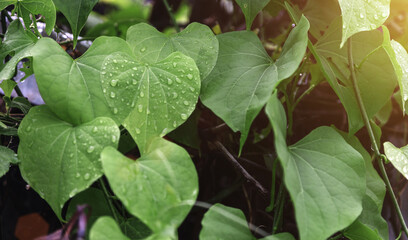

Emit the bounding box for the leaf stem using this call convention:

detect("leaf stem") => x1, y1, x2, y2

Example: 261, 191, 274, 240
162, 0, 180, 32
347, 38, 408, 237
272, 182, 285, 234
99, 178, 120, 223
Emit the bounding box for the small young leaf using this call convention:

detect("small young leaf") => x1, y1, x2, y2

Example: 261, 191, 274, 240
201, 16, 309, 154
52, 0, 98, 48
266, 95, 366, 240
338, 0, 390, 47
0, 146, 18, 177
234, 0, 270, 30
127, 22, 218, 80
384, 142, 408, 180
101, 138, 198, 237
90, 216, 130, 240
18, 105, 120, 219
0, 80, 17, 97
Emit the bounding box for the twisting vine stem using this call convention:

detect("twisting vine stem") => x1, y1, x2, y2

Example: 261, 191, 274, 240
347, 37, 408, 237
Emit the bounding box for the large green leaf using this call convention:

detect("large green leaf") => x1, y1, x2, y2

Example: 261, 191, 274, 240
31, 37, 131, 125
338, 0, 390, 47
52, 0, 98, 48
301, 0, 340, 38
199, 203, 295, 240
384, 142, 408, 180
201, 16, 309, 154
101, 138, 198, 237
234, 0, 270, 30
126, 22, 218, 80
314, 18, 397, 133
337, 129, 388, 240
90, 216, 130, 240
0, 20, 37, 81
265, 95, 366, 240
102, 51, 200, 153
0, 146, 18, 177
18, 105, 120, 219
17, 0, 56, 35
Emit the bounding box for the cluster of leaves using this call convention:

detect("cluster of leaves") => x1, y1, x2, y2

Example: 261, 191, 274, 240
3, 0, 408, 239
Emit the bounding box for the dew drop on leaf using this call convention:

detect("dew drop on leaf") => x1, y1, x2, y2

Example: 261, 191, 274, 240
110, 79, 118, 87
175, 77, 182, 84
133, 67, 138, 71
75, 173, 80, 178
135, 128, 141, 134
181, 113, 188, 120
84, 173, 90, 180
138, 104, 143, 112
168, 78, 173, 85
87, 146, 95, 153
140, 92, 145, 97
110, 92, 116, 98
187, 74, 193, 80
113, 108, 118, 114
183, 101, 189, 106
140, 47, 146, 52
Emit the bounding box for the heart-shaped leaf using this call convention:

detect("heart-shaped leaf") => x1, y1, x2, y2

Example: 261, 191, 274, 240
0, 20, 37, 81
52, 0, 98, 48
338, 0, 390, 47
265, 94, 366, 240
0, 146, 18, 177
31, 36, 131, 125
126, 22, 218, 80
90, 216, 130, 240
0, 80, 17, 97
18, 105, 120, 219
234, 0, 270, 30
101, 138, 198, 237
102, 51, 200, 152
201, 16, 309, 153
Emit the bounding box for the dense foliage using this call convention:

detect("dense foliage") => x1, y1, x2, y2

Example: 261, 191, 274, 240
2, 0, 408, 239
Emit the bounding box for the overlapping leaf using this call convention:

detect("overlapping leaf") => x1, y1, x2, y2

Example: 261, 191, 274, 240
201, 16, 309, 153
265, 93, 366, 240
17, 0, 56, 35
52, 0, 98, 48
18, 105, 120, 219
0, 146, 18, 177
126, 22, 218, 80
101, 138, 198, 238
235, 0, 270, 30
300, 0, 340, 38
338, 0, 390, 47
384, 142, 408, 180
90, 217, 130, 240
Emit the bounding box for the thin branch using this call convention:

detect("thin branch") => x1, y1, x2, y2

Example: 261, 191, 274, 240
214, 141, 268, 196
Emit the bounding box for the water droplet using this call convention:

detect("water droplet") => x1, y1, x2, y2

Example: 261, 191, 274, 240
110, 92, 116, 98
112, 135, 117, 143
92, 126, 98, 133
359, 13, 364, 19
87, 146, 95, 153
173, 92, 178, 99
26, 126, 32, 132
140, 47, 146, 52
175, 77, 182, 83
103, 88, 107, 93
138, 104, 143, 112
187, 74, 193, 80
84, 173, 90, 180
140, 92, 145, 97
189, 87, 195, 92
382, 12, 387, 18
133, 67, 138, 71
183, 101, 189, 106
173, 121, 177, 127
135, 128, 141, 134
113, 59, 117, 63
243, 3, 247, 8
132, 79, 137, 85
181, 113, 188, 120
76, 173, 80, 178
113, 108, 118, 114
291, 23, 296, 28
25, 184, 30, 190
101, 71, 106, 75
374, 14, 378, 20
110, 79, 118, 87
342, 24, 346, 29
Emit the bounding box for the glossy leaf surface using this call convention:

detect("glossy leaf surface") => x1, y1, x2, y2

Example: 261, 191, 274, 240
18, 105, 120, 219
201, 16, 309, 153
266, 94, 365, 240
52, 0, 99, 48
338, 0, 390, 47
384, 142, 408, 180
127, 22, 218, 80
235, 0, 270, 30
101, 138, 198, 237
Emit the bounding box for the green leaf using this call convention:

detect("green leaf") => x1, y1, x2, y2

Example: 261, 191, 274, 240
0, 80, 17, 97
126, 22, 218, 80
90, 216, 130, 240
199, 203, 255, 240
31, 37, 131, 125
314, 18, 397, 133
0, 126, 18, 136
336, 128, 388, 240
0, 146, 18, 177
235, 0, 270, 30
0, 0, 15, 10
101, 138, 198, 237
9, 97, 32, 114
17, 0, 56, 35
103, 51, 200, 153
384, 142, 408, 180
301, 0, 340, 38
382, 26, 408, 112
18, 105, 120, 219
259, 233, 295, 240
52, 0, 98, 48
201, 16, 309, 154
266, 96, 365, 240
338, 0, 390, 47
0, 20, 37, 81
119, 217, 152, 240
